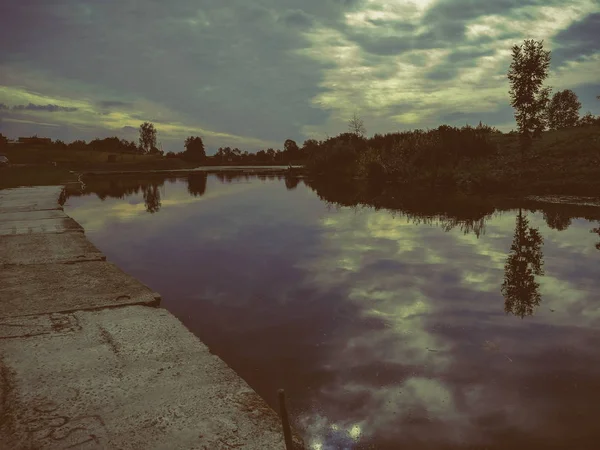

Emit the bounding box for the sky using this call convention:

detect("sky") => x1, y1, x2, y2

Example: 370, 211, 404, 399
0, 0, 599, 154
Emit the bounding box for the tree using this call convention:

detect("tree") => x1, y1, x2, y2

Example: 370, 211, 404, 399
507, 39, 552, 157
348, 112, 366, 137
301, 139, 319, 158
284, 139, 300, 160
577, 111, 599, 127
183, 136, 206, 162
138, 122, 157, 154
547, 89, 581, 129
501, 209, 545, 318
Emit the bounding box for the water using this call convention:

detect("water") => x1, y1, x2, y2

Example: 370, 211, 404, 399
64, 173, 600, 449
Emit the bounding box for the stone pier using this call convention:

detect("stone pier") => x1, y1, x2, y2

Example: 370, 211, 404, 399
0, 186, 296, 449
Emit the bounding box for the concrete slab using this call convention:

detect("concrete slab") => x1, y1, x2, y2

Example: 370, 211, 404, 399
0, 261, 161, 318
0, 232, 105, 265
0, 306, 292, 450
0, 186, 64, 213
0, 209, 68, 222
0, 217, 83, 236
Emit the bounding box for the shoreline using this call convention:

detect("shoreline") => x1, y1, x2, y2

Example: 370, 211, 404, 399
0, 184, 303, 449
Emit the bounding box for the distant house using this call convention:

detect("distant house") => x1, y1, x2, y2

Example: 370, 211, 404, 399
17, 136, 52, 145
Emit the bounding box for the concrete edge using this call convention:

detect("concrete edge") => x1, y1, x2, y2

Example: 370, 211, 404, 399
53, 184, 305, 448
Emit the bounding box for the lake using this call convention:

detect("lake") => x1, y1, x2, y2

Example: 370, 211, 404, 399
64, 173, 600, 450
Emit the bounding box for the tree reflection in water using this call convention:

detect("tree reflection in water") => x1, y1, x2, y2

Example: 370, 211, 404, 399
187, 173, 207, 197
501, 208, 545, 318
142, 184, 161, 213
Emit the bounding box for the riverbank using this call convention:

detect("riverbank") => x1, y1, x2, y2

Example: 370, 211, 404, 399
0, 185, 301, 449
304, 126, 600, 195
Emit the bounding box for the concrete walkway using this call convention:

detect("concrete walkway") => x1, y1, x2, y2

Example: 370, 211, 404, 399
0, 186, 296, 449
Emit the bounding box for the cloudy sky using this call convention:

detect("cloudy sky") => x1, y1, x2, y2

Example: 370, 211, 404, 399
1, 0, 599, 154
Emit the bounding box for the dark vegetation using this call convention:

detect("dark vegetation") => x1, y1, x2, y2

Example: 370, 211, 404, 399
301, 39, 600, 194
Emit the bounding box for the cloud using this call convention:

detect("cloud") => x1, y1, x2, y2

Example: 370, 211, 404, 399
98, 100, 133, 109
281, 9, 314, 28
11, 103, 78, 112
552, 13, 600, 65
0, 0, 598, 148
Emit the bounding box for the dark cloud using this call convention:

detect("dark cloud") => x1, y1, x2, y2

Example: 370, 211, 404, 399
281, 9, 314, 28
422, 0, 558, 25
552, 13, 600, 65
0, 103, 8, 110
98, 100, 133, 109
424, 48, 498, 81
0, 0, 357, 143
121, 125, 138, 132
11, 103, 78, 112
0, 0, 598, 145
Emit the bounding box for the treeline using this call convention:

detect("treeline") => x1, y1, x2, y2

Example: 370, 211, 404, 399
302, 122, 502, 183
1, 121, 164, 156
56, 137, 147, 154
300, 40, 600, 189
167, 137, 310, 164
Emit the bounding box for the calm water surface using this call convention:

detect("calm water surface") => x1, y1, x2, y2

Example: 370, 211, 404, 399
64, 174, 600, 450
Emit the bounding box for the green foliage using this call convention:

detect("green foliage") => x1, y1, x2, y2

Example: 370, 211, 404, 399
183, 136, 206, 161
547, 89, 582, 130
138, 122, 157, 154
577, 112, 600, 127
87, 137, 140, 154
348, 112, 366, 137
304, 133, 367, 175
284, 139, 300, 158
507, 39, 552, 149
306, 126, 496, 186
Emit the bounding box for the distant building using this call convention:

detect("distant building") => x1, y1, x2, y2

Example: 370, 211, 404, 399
17, 136, 52, 145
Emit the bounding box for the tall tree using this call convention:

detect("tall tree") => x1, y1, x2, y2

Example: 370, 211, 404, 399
348, 112, 366, 137
183, 136, 206, 162
547, 89, 582, 130
507, 39, 552, 157
138, 122, 157, 154
284, 139, 299, 159
501, 209, 545, 318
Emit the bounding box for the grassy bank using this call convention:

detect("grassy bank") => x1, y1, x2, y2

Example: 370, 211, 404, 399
0, 144, 200, 189
0, 166, 79, 189
304, 125, 600, 195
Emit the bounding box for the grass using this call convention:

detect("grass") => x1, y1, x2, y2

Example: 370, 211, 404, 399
0, 165, 79, 190
0, 144, 199, 189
